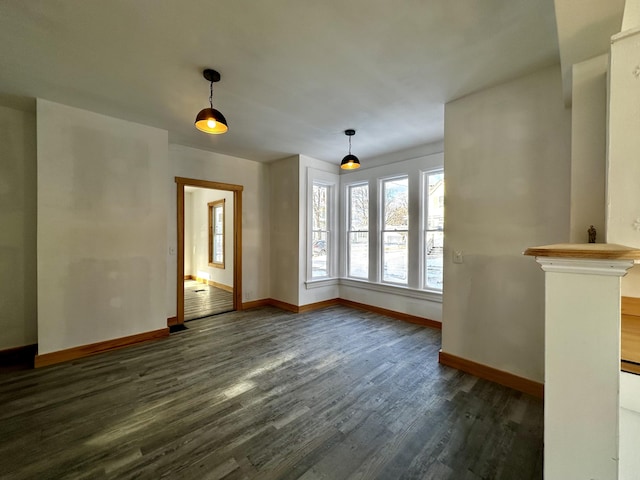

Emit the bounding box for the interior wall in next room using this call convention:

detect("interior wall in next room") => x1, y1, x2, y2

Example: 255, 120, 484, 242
184, 191, 193, 276
187, 187, 234, 289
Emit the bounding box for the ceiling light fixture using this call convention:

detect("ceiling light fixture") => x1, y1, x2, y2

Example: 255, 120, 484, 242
194, 68, 228, 134
340, 129, 360, 170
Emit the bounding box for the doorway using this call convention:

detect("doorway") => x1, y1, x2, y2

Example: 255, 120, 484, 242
176, 177, 243, 325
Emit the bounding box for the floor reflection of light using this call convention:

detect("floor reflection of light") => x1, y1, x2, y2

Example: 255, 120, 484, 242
313, 353, 343, 371
222, 380, 256, 399
241, 352, 297, 380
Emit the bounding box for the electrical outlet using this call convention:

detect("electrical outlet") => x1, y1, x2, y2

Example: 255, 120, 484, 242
169, 246, 176, 255
453, 250, 464, 264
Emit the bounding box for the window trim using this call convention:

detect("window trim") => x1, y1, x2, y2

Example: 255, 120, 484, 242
307, 169, 339, 282
208, 199, 225, 269
339, 277, 442, 302
421, 168, 444, 292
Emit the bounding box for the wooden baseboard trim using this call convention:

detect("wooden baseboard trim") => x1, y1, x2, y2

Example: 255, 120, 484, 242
242, 299, 271, 310
208, 280, 233, 293
0, 343, 37, 370
338, 299, 442, 329
184, 274, 194, 280
438, 350, 544, 399
35, 328, 170, 368
298, 299, 340, 313
268, 299, 300, 313
193, 276, 234, 293
167, 316, 178, 327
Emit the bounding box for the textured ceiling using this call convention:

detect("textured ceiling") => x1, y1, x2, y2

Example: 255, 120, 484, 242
0, 0, 560, 164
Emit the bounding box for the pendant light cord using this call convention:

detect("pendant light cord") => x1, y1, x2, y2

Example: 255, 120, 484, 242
209, 80, 214, 109
348, 135, 352, 155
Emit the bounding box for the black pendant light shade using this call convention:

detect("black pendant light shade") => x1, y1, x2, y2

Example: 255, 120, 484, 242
195, 69, 228, 134
340, 129, 360, 170
195, 108, 228, 134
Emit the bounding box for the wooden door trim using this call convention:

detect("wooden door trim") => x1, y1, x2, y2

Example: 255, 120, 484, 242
176, 177, 243, 324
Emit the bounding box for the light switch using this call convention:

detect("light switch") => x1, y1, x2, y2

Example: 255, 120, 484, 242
453, 250, 463, 264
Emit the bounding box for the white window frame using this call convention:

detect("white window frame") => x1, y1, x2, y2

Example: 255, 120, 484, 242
307, 169, 338, 283
208, 199, 225, 269
421, 168, 444, 292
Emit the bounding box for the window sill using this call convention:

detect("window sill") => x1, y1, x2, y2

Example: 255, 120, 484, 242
305, 278, 340, 289
339, 278, 442, 303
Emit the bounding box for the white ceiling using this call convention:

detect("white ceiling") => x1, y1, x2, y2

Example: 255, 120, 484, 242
553, 0, 625, 105
0, 0, 562, 164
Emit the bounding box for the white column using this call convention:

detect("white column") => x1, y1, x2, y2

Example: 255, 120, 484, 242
536, 256, 634, 480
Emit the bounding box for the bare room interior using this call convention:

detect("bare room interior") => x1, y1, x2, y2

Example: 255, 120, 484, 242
1, 1, 639, 479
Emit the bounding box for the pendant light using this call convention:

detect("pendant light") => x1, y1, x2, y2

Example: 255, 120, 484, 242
195, 69, 228, 134
340, 129, 360, 170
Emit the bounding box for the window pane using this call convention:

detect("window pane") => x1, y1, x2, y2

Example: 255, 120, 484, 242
312, 231, 328, 278
349, 184, 368, 230
312, 184, 327, 231
425, 231, 443, 289
214, 234, 223, 263
348, 232, 368, 278
426, 173, 444, 230
382, 231, 407, 284
214, 206, 223, 233
383, 177, 408, 230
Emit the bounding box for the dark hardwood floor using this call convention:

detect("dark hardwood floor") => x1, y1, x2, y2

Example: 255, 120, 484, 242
0, 306, 543, 479
184, 279, 234, 320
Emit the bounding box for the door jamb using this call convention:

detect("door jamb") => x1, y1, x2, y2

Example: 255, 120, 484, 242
176, 177, 243, 324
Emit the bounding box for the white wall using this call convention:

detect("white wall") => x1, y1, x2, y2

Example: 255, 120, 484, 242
570, 54, 608, 243
608, 26, 640, 297
37, 99, 169, 354
269, 155, 300, 306
189, 188, 234, 288
168, 144, 270, 315
0, 103, 37, 349
442, 65, 571, 382
339, 152, 444, 321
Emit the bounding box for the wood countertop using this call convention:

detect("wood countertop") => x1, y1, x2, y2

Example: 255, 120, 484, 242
523, 243, 640, 261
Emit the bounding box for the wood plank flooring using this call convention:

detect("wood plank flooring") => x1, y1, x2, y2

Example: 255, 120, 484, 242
0, 306, 543, 479
184, 279, 233, 320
